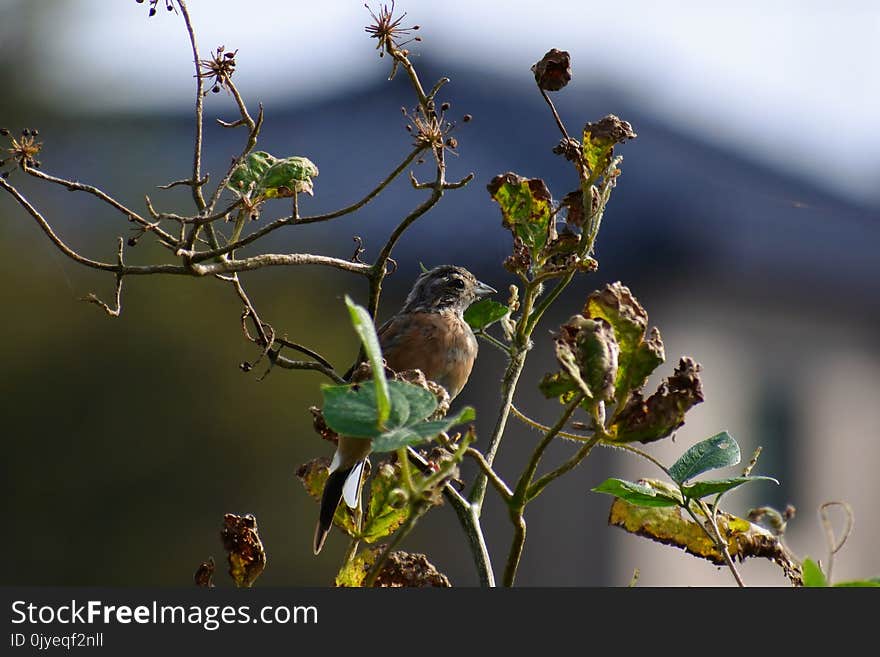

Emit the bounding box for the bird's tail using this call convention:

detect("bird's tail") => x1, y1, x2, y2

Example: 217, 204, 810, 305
313, 459, 366, 555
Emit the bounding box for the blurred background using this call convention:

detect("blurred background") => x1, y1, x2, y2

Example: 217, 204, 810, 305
1, 0, 878, 587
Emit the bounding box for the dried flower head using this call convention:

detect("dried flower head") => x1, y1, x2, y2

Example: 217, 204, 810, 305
136, 0, 175, 17
531, 49, 572, 91
2, 129, 42, 170
403, 105, 459, 155
365, 1, 421, 56
197, 45, 238, 96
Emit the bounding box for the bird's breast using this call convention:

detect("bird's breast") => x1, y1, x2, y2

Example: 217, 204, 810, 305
379, 310, 478, 400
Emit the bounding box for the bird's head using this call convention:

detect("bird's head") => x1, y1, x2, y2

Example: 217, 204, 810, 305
401, 265, 496, 314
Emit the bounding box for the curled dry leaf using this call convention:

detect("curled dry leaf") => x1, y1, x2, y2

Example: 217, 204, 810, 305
220, 513, 267, 588
193, 557, 215, 588
611, 357, 703, 443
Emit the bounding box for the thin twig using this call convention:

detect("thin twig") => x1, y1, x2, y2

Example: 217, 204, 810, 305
527, 434, 600, 501
690, 499, 746, 587
539, 87, 571, 142
295, 146, 427, 225
81, 237, 125, 317
177, 0, 207, 212
465, 448, 512, 501
24, 168, 177, 247
819, 501, 854, 585
266, 353, 345, 384
157, 175, 208, 190
475, 330, 510, 355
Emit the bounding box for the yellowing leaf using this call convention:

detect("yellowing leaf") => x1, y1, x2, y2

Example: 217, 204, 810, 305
608, 498, 802, 585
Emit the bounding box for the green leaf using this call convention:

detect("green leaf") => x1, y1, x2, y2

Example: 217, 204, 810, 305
361, 462, 409, 543
227, 151, 277, 196
682, 475, 779, 500
592, 478, 682, 507
345, 295, 390, 428
388, 379, 437, 426
668, 432, 740, 484
321, 380, 437, 439
260, 156, 319, 197
320, 384, 382, 438
538, 371, 577, 399
464, 298, 510, 331
371, 406, 475, 453
834, 579, 880, 587
802, 558, 828, 587
487, 172, 553, 263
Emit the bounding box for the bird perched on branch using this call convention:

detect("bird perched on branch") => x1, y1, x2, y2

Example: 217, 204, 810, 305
314, 265, 496, 554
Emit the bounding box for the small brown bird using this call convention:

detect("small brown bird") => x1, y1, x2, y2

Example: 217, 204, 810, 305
314, 265, 496, 554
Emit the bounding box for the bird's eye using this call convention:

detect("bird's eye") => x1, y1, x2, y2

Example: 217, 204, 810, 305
448, 278, 465, 289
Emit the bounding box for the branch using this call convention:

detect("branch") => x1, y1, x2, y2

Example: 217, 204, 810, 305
25, 167, 177, 247
177, 0, 207, 212
539, 87, 571, 142
503, 394, 584, 586
266, 352, 345, 384
205, 83, 264, 214
81, 237, 125, 317
527, 434, 600, 501
465, 448, 512, 501
367, 185, 443, 319
295, 145, 427, 225
188, 253, 373, 276
405, 447, 495, 586
0, 176, 181, 274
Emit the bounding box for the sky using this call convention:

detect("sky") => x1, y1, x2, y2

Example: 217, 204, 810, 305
6, 0, 880, 204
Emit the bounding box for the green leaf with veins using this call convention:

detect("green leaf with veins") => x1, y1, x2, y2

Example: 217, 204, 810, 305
464, 299, 509, 331
681, 475, 779, 500
592, 477, 682, 507
668, 432, 740, 484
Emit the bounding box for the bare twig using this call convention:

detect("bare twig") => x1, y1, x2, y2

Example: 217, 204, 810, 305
157, 175, 208, 190
177, 0, 207, 212
189, 253, 372, 277
295, 145, 427, 225
367, 185, 444, 318
24, 167, 177, 247
819, 501, 854, 585
266, 352, 345, 384
81, 237, 125, 317
539, 87, 571, 142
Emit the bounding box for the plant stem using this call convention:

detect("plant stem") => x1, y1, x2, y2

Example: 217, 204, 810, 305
688, 500, 746, 587
468, 347, 527, 509
527, 434, 600, 501
363, 505, 423, 587
502, 395, 583, 586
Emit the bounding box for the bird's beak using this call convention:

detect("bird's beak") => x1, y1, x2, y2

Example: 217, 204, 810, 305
474, 280, 497, 298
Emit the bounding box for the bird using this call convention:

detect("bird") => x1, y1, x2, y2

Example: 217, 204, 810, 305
313, 265, 496, 554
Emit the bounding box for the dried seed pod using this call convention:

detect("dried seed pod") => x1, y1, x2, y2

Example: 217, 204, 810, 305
531, 48, 571, 91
